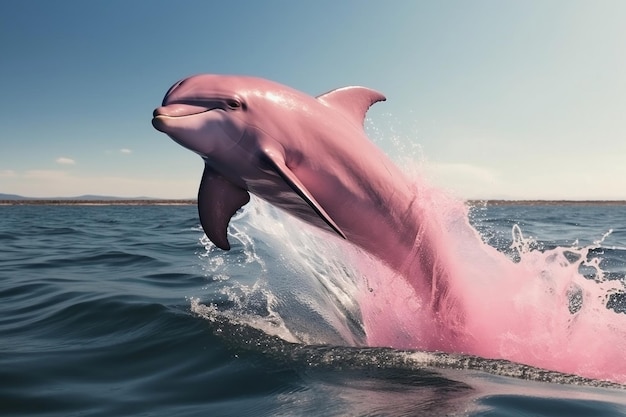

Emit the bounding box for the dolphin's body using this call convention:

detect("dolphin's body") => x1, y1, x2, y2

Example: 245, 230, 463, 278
152, 74, 444, 302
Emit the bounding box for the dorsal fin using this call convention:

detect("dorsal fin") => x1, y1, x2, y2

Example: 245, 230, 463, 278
316, 86, 386, 127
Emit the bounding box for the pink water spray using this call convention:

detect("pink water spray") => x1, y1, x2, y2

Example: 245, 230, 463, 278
358, 179, 626, 384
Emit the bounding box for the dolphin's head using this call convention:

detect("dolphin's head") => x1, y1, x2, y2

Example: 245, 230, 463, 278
152, 74, 373, 249
152, 75, 249, 160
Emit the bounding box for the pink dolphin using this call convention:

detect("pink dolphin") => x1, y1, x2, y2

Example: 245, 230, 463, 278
152, 76, 626, 382
152, 74, 445, 304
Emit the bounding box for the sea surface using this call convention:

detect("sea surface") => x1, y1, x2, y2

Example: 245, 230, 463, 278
1, 201, 625, 416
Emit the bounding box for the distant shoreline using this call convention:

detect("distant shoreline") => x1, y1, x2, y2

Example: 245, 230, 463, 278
0, 199, 196, 206
0, 199, 625, 206
467, 200, 626, 206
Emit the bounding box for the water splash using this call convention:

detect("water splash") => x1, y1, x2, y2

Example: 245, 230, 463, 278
192, 183, 626, 384
192, 198, 367, 346
357, 179, 626, 383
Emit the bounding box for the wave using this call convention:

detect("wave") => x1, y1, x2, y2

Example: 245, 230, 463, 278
190, 298, 624, 390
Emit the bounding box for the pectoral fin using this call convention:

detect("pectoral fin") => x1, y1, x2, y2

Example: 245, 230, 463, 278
198, 164, 250, 250
261, 149, 346, 240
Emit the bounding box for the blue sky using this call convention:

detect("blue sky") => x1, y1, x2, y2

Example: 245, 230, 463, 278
1, 1, 625, 199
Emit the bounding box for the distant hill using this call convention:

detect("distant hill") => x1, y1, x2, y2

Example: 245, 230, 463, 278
0, 193, 157, 201
0, 193, 28, 200
0, 193, 196, 205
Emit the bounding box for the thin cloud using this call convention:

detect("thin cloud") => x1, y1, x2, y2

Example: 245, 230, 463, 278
12, 170, 196, 198
56, 157, 76, 165
120, 148, 132, 154
423, 162, 503, 199
0, 169, 17, 178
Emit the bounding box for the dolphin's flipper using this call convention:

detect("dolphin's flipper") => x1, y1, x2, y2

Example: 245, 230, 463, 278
261, 149, 347, 240
198, 164, 250, 250
316, 86, 386, 128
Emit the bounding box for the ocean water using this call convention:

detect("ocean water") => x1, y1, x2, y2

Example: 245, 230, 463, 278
1, 201, 625, 416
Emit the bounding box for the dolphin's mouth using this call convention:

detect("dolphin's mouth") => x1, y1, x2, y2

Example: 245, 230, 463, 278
152, 104, 223, 133
153, 103, 219, 118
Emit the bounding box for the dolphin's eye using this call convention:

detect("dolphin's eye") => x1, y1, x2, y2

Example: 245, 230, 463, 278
226, 100, 241, 110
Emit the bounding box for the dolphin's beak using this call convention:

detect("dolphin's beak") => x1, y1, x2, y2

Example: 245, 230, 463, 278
154, 104, 218, 118
152, 104, 221, 132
